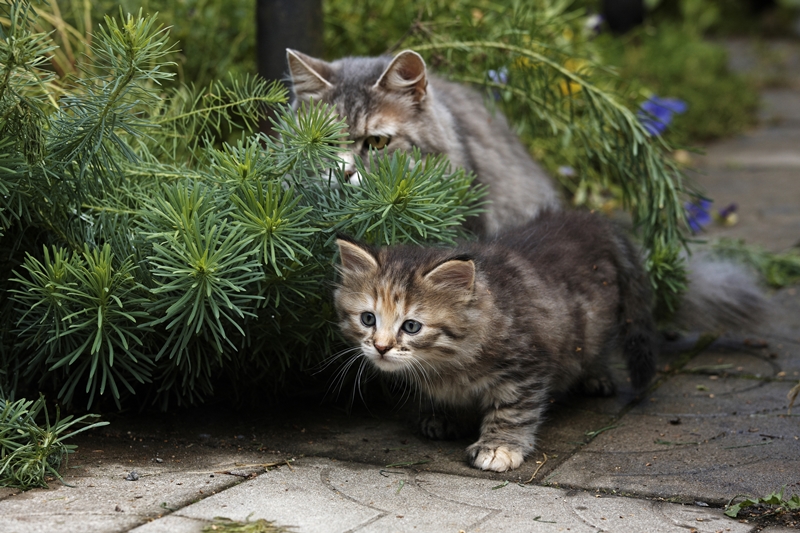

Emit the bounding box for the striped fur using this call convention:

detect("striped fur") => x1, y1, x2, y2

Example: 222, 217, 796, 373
333, 210, 657, 472
287, 49, 560, 236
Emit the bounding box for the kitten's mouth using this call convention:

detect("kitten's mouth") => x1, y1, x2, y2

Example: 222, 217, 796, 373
366, 351, 405, 372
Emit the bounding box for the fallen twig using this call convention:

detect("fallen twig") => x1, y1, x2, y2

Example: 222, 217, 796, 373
788, 381, 800, 415
525, 453, 548, 484
722, 440, 773, 450
585, 424, 619, 438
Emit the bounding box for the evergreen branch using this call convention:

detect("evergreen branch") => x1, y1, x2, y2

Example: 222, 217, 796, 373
416, 41, 631, 115
324, 148, 485, 246
230, 181, 319, 276
10, 245, 153, 409
80, 204, 139, 216
47, 9, 175, 180
141, 182, 264, 365
154, 78, 287, 128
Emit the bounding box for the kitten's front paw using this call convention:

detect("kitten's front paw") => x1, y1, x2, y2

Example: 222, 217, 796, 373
466, 443, 524, 472
419, 415, 460, 440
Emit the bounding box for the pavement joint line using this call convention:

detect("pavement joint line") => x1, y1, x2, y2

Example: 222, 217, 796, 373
149, 470, 264, 523
319, 465, 389, 518
463, 507, 503, 532
411, 471, 500, 512
160, 514, 213, 526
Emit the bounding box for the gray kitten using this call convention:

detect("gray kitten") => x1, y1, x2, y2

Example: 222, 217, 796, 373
333, 209, 657, 472
287, 48, 560, 236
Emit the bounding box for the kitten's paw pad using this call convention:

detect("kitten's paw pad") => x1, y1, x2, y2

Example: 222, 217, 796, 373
581, 375, 616, 397
466, 444, 524, 472
419, 416, 460, 440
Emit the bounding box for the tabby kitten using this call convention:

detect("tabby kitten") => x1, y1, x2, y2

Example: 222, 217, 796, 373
333, 209, 657, 472
287, 48, 560, 236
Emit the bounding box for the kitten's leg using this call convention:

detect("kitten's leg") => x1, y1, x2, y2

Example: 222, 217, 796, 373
578, 358, 616, 397
466, 387, 549, 472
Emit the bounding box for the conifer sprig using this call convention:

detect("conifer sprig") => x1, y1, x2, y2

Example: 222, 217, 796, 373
10, 245, 152, 409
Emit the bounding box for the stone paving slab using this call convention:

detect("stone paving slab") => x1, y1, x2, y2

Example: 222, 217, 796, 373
546, 376, 800, 504
762, 90, 800, 125
699, 128, 800, 170
157, 459, 383, 533
197, 381, 643, 486
132, 457, 752, 533
724, 39, 800, 92
0, 448, 272, 533
690, 166, 800, 252
129, 515, 208, 533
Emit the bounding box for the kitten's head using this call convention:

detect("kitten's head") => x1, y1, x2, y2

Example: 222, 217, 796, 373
333, 237, 480, 375
287, 49, 441, 185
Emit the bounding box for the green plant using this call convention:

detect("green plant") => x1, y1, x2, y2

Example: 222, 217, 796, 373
725, 488, 800, 518
1, 2, 483, 410
710, 239, 800, 288
202, 516, 293, 533
0, 394, 108, 490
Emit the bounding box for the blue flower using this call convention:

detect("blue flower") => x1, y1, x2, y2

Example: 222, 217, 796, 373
637, 96, 688, 136
717, 202, 737, 219
557, 166, 576, 177
584, 13, 604, 36
716, 202, 738, 226
685, 199, 712, 233
487, 66, 508, 85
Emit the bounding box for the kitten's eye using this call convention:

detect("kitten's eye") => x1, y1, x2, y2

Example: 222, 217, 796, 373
364, 135, 391, 150
360, 312, 376, 327
401, 320, 422, 335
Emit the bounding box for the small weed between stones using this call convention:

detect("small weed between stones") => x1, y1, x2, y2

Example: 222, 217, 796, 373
202, 516, 294, 532
725, 488, 800, 531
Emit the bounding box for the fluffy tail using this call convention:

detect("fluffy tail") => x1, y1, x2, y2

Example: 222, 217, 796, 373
672, 251, 768, 332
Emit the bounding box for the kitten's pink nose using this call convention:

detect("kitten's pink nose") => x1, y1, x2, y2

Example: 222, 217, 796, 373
374, 343, 391, 355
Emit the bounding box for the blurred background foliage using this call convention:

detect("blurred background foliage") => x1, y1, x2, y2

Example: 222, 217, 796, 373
1, 0, 797, 418
24, 0, 787, 147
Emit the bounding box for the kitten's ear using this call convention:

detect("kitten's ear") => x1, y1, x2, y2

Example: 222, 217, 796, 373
424, 259, 475, 293
375, 50, 428, 102
336, 238, 379, 276
287, 49, 334, 102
